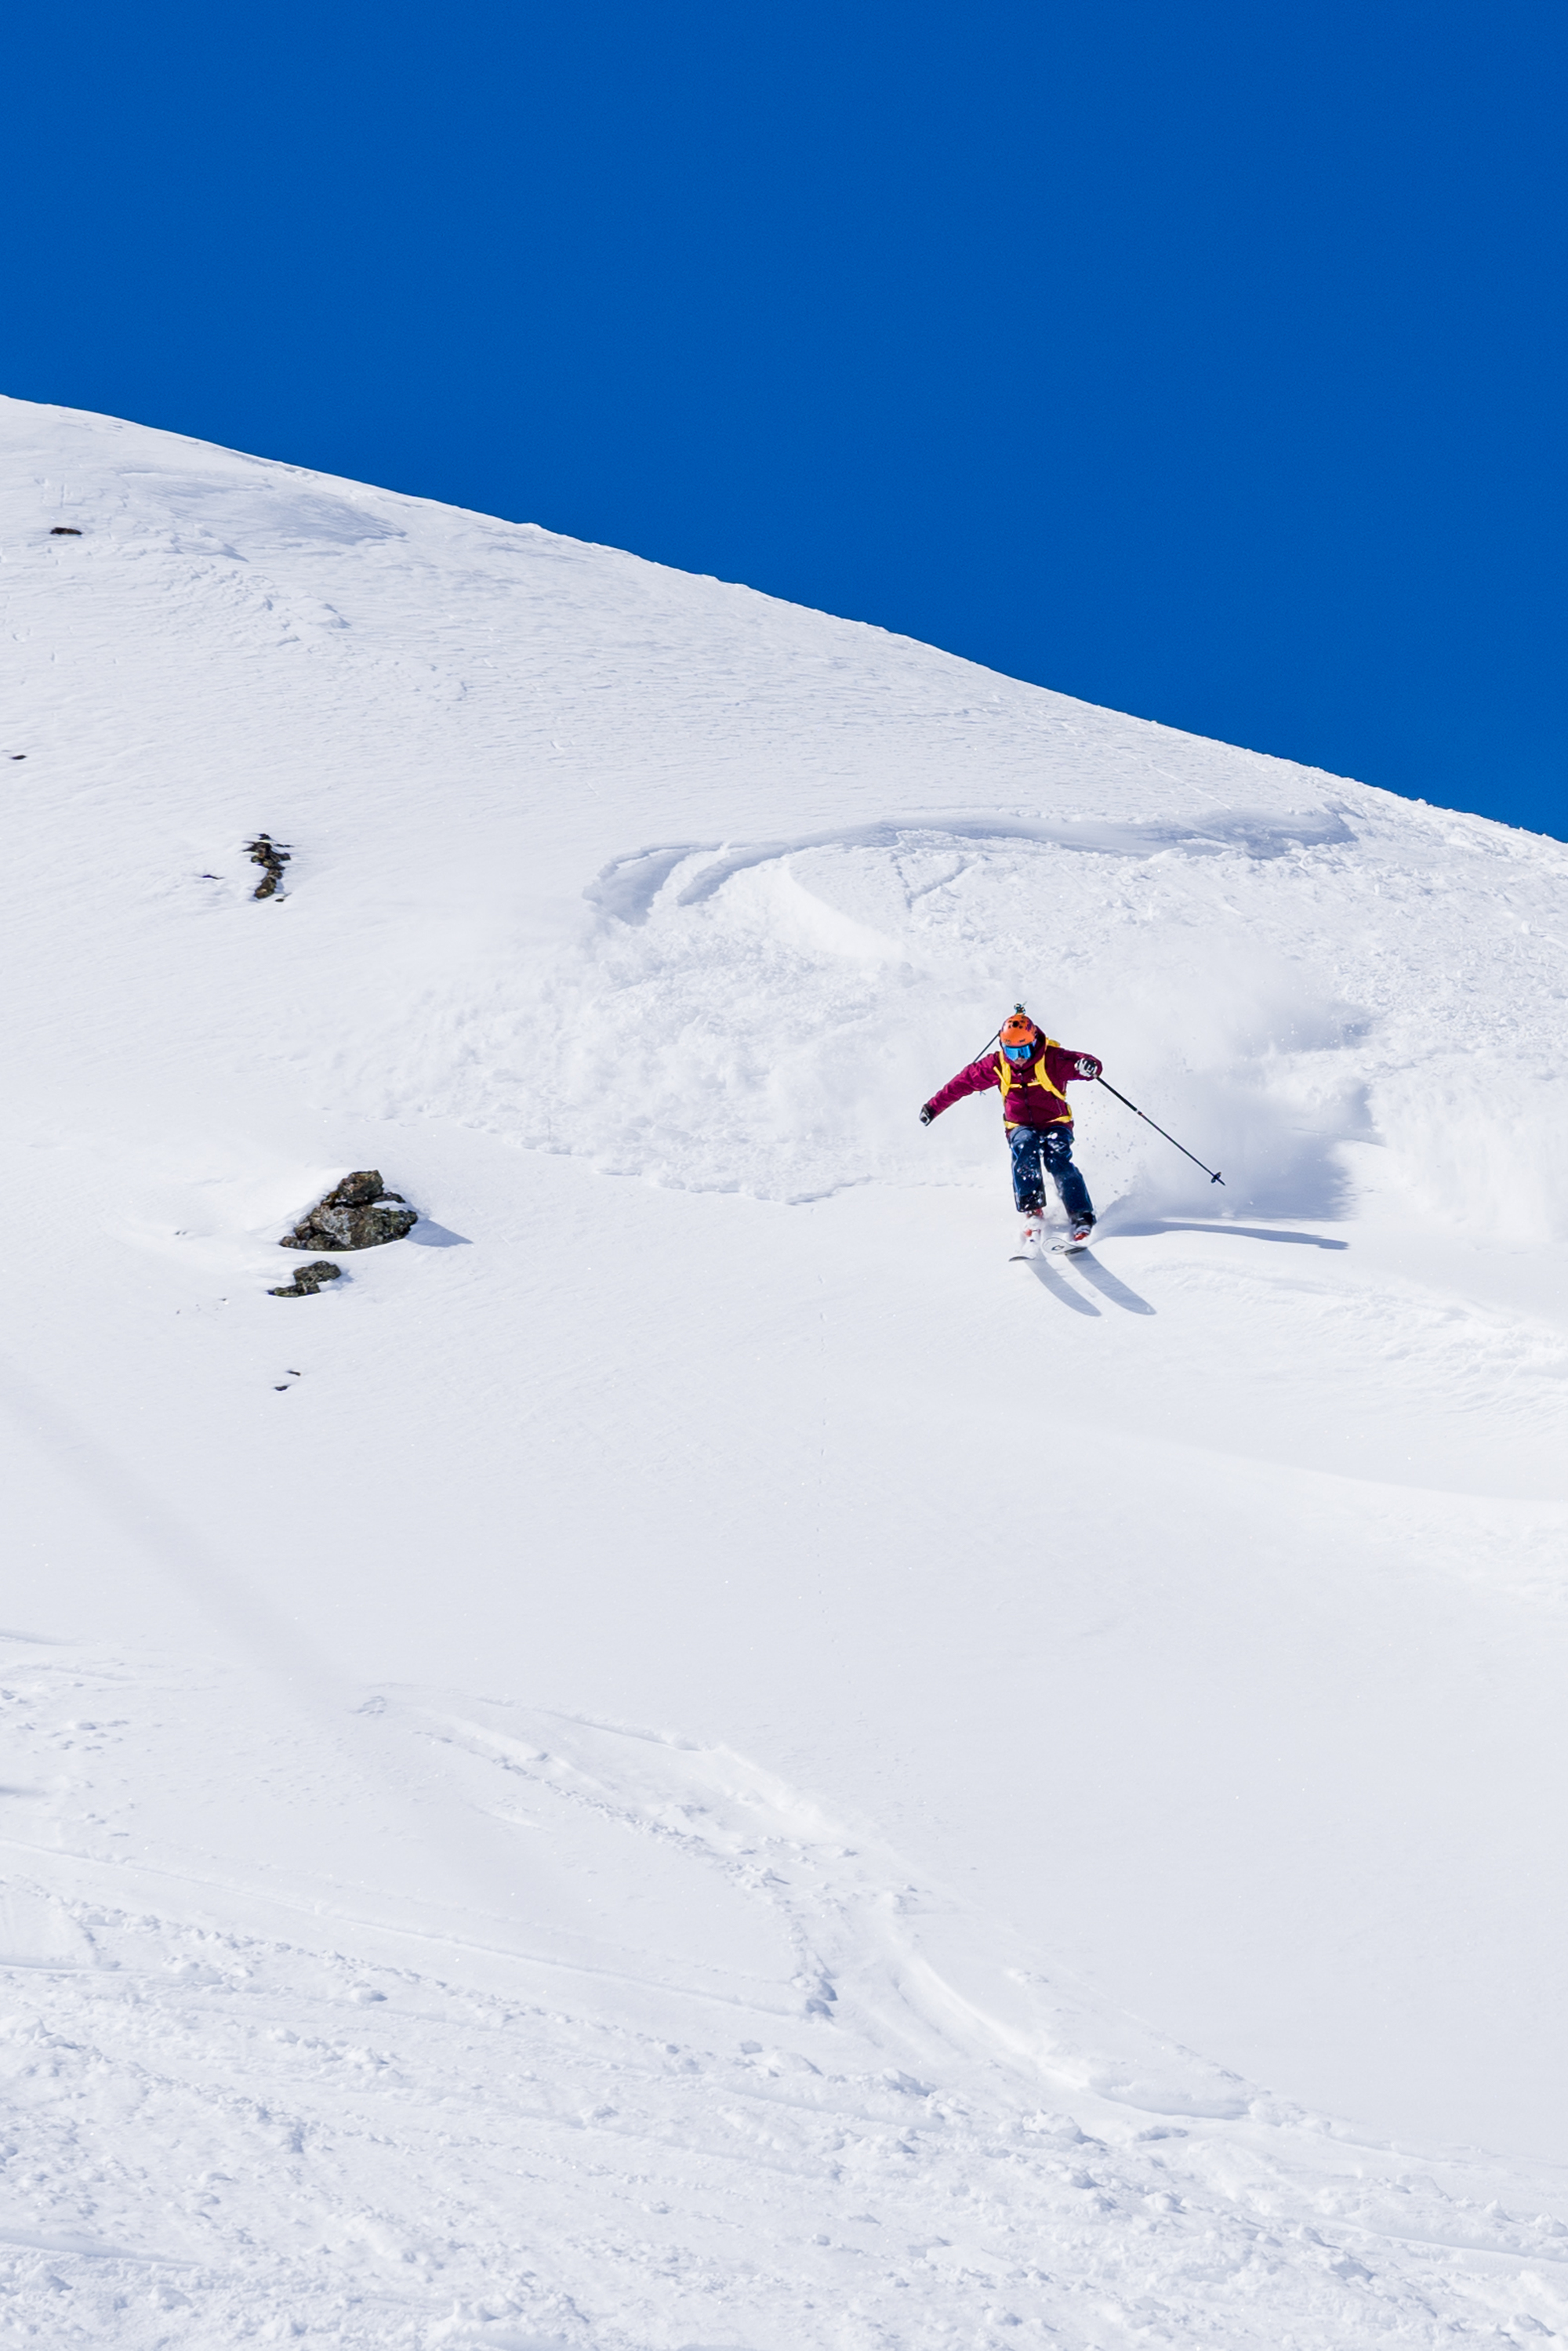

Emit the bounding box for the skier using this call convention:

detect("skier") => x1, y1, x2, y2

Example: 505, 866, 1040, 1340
919, 1010, 1103, 1254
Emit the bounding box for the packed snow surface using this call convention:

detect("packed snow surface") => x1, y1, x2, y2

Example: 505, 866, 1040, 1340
2, 394, 1568, 2346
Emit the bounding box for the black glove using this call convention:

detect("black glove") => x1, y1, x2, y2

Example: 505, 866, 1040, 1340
1075, 1057, 1102, 1080
919, 1103, 935, 1127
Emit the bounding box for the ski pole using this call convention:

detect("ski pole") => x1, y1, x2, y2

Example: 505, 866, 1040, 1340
1095, 1077, 1225, 1185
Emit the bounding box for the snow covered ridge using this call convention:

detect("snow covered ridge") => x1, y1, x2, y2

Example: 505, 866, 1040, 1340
5, 394, 1568, 2344
5, 394, 1566, 1230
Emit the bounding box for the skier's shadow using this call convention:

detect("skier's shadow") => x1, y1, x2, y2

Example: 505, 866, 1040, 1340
1068, 1249, 1156, 1314
1024, 1257, 1102, 1315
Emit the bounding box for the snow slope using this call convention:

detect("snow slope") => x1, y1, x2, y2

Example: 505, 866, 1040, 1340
2, 393, 1568, 2346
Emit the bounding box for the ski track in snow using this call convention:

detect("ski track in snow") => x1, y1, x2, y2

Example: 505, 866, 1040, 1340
6, 1645, 1568, 2349
2, 397, 1568, 2342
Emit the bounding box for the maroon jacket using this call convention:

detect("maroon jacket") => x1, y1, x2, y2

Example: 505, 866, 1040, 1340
924, 1039, 1102, 1130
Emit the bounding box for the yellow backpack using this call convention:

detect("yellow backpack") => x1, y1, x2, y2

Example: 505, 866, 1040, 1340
996, 1042, 1069, 1119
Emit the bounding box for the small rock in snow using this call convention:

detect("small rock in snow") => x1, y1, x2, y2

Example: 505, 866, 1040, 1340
268, 1260, 343, 1298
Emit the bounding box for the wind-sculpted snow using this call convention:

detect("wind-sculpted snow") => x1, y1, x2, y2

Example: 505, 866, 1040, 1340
588, 807, 1359, 923
5, 394, 1568, 2343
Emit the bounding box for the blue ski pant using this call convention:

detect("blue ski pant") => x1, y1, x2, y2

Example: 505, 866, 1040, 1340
1008, 1122, 1094, 1222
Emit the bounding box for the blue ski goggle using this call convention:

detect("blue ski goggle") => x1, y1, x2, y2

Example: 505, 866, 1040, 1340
1003, 1039, 1035, 1061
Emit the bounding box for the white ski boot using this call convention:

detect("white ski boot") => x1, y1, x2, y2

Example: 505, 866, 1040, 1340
1011, 1214, 1045, 1260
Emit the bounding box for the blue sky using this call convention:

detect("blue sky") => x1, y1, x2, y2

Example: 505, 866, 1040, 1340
5, 2, 1564, 834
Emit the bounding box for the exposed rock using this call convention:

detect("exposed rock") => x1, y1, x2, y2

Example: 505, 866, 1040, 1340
280, 1171, 418, 1253
246, 833, 291, 900
49, 526, 82, 536
268, 1260, 342, 1298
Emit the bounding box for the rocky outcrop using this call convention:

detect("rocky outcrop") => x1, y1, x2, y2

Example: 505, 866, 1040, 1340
247, 833, 291, 899
279, 1171, 418, 1252
268, 1260, 342, 1298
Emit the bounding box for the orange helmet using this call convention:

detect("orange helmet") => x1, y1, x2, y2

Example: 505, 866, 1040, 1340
1000, 1012, 1039, 1059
